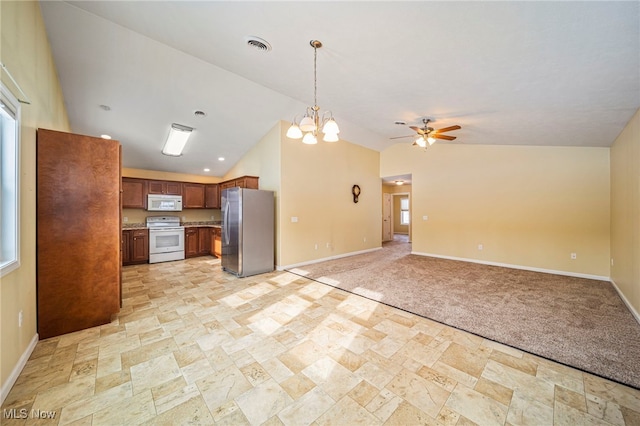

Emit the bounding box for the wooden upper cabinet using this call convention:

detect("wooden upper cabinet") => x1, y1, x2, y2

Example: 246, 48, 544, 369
183, 183, 205, 208
235, 176, 259, 189
205, 184, 220, 209
148, 180, 182, 195
217, 176, 260, 205
122, 178, 146, 209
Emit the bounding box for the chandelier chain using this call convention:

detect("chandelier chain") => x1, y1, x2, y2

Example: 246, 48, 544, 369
313, 44, 318, 108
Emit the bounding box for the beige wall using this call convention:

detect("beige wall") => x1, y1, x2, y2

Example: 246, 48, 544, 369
280, 124, 381, 267
226, 121, 381, 268
611, 108, 640, 314
123, 167, 221, 184
1, 0, 70, 396
381, 143, 611, 277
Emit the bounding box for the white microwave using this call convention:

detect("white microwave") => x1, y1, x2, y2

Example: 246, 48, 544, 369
147, 194, 183, 211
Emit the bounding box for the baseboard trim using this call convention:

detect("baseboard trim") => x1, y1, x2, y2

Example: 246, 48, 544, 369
412, 251, 610, 282
278, 247, 382, 272
610, 279, 640, 326
1, 333, 38, 405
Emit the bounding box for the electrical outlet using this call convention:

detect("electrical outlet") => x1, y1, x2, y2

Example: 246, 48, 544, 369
211, 215, 215, 220
363, 237, 367, 242
123, 216, 128, 222
18, 310, 23, 328
326, 242, 330, 248
611, 258, 614, 266
314, 244, 318, 250
478, 244, 483, 251
423, 215, 428, 221
571, 253, 577, 260
291, 216, 298, 223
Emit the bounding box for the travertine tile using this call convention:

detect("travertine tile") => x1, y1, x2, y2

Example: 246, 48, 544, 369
4, 257, 640, 426
446, 384, 507, 426
386, 368, 450, 418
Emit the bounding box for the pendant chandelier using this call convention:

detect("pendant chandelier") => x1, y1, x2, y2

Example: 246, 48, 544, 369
286, 40, 340, 144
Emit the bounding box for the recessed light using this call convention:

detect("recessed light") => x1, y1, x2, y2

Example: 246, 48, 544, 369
100, 134, 112, 139
203, 168, 210, 172
394, 121, 406, 125
218, 157, 225, 162
194, 110, 207, 117
99, 105, 111, 111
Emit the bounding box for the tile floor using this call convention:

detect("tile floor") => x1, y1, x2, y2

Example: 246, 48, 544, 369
2, 257, 640, 425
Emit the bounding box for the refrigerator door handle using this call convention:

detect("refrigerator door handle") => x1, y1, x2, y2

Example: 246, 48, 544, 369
224, 200, 230, 244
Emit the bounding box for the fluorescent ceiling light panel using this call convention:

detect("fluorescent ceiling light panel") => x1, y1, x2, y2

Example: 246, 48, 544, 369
162, 123, 193, 156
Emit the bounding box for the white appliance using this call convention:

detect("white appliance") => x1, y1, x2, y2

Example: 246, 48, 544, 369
222, 188, 274, 277
147, 194, 183, 211
147, 216, 185, 263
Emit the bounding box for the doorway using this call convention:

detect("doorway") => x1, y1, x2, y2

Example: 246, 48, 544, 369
381, 175, 412, 244
391, 193, 411, 242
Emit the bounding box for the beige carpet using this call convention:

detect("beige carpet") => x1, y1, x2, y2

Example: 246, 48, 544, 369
288, 236, 640, 390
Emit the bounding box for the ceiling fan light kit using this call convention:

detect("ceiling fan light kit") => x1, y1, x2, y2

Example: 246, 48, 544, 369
287, 40, 340, 145
391, 118, 461, 150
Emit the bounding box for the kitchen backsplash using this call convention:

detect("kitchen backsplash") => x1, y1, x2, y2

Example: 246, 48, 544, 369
122, 208, 222, 225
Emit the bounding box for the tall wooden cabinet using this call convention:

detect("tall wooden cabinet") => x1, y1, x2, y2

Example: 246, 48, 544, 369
37, 129, 121, 339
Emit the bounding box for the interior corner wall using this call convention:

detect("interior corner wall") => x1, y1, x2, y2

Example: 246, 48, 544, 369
223, 121, 282, 264
611, 108, 640, 314
279, 124, 381, 267
381, 143, 610, 277
1, 0, 70, 399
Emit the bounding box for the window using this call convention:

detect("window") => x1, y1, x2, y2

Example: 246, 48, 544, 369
400, 197, 410, 225
1, 83, 20, 276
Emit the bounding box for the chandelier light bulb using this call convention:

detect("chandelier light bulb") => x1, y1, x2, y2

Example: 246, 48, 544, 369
323, 132, 339, 142
302, 132, 317, 144
322, 118, 340, 135
415, 136, 427, 148
286, 123, 303, 139
299, 115, 315, 132
427, 136, 436, 145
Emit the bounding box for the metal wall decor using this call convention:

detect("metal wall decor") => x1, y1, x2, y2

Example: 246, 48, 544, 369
352, 185, 361, 203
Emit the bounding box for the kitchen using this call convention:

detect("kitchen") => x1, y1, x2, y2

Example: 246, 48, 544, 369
121, 173, 265, 263
35, 128, 276, 340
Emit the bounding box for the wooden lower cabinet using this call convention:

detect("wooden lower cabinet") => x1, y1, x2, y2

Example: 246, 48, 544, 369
186, 227, 220, 258
211, 227, 222, 258
185, 228, 199, 258
198, 227, 211, 255
122, 229, 149, 265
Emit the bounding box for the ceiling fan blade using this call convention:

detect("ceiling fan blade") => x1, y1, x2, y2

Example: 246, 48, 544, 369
409, 126, 425, 135
390, 135, 414, 140
434, 125, 461, 133
433, 134, 456, 141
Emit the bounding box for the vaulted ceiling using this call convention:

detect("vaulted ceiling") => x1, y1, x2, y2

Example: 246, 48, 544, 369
40, 1, 639, 176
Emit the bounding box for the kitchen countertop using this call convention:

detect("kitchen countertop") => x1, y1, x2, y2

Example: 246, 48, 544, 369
183, 221, 221, 228
123, 221, 221, 231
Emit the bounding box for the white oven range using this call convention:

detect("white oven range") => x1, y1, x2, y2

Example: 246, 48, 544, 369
146, 216, 185, 264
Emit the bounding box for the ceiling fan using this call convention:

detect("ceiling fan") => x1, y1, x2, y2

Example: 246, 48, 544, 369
391, 118, 461, 148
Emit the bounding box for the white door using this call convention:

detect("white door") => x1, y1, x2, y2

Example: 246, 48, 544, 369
382, 193, 392, 241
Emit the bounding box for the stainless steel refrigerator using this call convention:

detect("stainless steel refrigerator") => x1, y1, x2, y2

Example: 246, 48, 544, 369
221, 187, 275, 277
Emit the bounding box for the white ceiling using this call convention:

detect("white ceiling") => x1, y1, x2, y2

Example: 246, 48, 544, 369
40, 1, 639, 177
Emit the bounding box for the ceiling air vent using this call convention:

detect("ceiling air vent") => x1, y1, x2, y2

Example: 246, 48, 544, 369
245, 36, 272, 52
